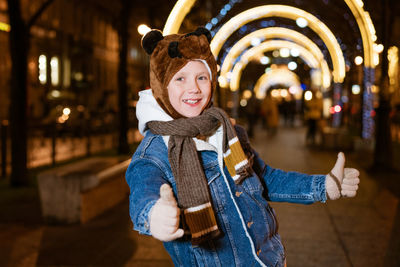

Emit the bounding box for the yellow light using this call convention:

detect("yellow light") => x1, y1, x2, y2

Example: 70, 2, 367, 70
228, 40, 322, 92
388, 46, 399, 87
254, 68, 301, 99
373, 53, 380, 66
355, 56, 363, 65
371, 85, 379, 93
163, 0, 196, 34
345, 0, 377, 67
219, 27, 332, 90
63, 107, 71, 116
280, 48, 290, 57
210, 5, 345, 83
243, 90, 252, 99
218, 76, 228, 88
271, 89, 280, 98
138, 24, 151, 36
0, 22, 10, 32
374, 44, 384, 53
38, 55, 47, 85
352, 84, 361, 94
304, 90, 313, 101
166, 0, 378, 69
50, 57, 59, 86
280, 89, 288, 98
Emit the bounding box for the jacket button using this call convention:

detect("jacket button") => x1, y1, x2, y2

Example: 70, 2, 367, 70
235, 191, 242, 197
247, 221, 253, 228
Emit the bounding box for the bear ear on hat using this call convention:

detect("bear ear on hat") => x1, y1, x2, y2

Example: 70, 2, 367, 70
142, 30, 164, 55
193, 27, 212, 43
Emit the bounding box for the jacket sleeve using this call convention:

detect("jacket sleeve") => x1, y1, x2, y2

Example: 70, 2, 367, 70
234, 124, 327, 204
125, 157, 170, 235
252, 150, 327, 204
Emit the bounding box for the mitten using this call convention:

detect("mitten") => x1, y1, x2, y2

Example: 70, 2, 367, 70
341, 168, 360, 197
325, 152, 360, 200
326, 152, 345, 200
149, 184, 184, 242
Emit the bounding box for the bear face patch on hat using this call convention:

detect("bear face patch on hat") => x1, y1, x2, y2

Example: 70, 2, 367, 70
142, 27, 217, 119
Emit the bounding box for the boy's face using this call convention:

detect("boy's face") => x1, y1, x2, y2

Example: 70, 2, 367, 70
167, 61, 212, 117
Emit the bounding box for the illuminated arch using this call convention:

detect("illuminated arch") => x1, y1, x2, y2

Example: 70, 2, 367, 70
254, 69, 301, 99
219, 27, 331, 89
163, 0, 377, 68
227, 40, 322, 92
210, 5, 345, 83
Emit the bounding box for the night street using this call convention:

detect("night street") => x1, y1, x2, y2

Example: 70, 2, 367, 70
1, 0, 400, 266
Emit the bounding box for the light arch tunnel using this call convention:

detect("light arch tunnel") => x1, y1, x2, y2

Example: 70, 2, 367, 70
226, 39, 333, 117
163, 1, 378, 137
227, 40, 322, 93
254, 69, 301, 100
219, 27, 332, 91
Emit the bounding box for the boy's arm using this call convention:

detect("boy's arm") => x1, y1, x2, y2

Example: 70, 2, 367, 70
125, 158, 169, 235
253, 151, 359, 204
254, 152, 327, 204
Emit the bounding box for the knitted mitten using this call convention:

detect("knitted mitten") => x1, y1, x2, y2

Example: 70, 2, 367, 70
325, 152, 360, 200
149, 184, 184, 241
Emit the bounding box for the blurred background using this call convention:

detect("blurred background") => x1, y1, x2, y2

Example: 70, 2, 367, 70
0, 0, 399, 266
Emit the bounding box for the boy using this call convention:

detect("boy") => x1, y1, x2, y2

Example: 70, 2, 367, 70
125, 27, 360, 267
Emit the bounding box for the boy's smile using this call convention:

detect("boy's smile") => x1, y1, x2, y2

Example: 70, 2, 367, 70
167, 61, 212, 118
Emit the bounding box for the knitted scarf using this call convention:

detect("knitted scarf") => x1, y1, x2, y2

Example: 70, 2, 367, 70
147, 107, 251, 245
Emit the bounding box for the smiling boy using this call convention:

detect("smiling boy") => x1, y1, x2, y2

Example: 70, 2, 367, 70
125, 27, 360, 267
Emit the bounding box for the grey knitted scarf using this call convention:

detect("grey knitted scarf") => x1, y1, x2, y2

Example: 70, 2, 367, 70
147, 107, 251, 245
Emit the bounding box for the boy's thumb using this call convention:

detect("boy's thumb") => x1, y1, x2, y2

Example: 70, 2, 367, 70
331, 152, 345, 181
160, 184, 177, 205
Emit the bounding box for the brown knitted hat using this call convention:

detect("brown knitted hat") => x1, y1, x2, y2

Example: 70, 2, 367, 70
141, 27, 217, 118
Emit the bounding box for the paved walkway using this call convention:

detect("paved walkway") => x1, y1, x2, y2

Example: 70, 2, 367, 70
1, 125, 399, 266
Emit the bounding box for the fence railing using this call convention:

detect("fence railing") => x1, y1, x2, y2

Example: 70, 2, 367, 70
0, 121, 141, 178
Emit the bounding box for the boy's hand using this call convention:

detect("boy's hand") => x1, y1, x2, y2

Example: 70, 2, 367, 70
326, 152, 360, 200
149, 184, 184, 242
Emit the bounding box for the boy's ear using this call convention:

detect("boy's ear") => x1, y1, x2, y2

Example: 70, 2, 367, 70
142, 30, 164, 55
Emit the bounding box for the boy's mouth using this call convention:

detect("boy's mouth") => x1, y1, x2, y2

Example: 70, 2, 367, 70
183, 99, 201, 104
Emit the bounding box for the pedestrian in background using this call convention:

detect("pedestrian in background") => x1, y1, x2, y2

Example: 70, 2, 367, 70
304, 89, 323, 145
261, 90, 279, 136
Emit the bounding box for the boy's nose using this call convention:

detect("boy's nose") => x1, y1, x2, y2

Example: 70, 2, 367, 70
187, 80, 201, 93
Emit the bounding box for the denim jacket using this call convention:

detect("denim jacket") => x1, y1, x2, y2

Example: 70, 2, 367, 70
125, 129, 327, 267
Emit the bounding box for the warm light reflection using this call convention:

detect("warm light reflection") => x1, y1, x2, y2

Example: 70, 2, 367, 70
38, 55, 47, 84
355, 56, 363, 65
388, 46, 399, 89
50, 57, 59, 86
210, 5, 345, 83
254, 68, 301, 99
163, 0, 197, 34
218, 27, 332, 89
166, 0, 377, 69
304, 90, 313, 101
226, 40, 321, 91
352, 84, 361, 94
138, 24, 151, 36
0, 21, 10, 32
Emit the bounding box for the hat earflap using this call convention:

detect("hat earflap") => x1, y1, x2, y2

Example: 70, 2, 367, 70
142, 30, 164, 55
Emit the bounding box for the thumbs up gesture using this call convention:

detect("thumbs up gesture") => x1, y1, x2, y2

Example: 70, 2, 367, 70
326, 152, 360, 200
149, 184, 184, 242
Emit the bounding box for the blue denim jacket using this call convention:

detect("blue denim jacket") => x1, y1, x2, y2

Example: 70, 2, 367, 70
126, 130, 327, 267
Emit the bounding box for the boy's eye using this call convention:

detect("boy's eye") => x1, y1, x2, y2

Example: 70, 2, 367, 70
176, 77, 184, 81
